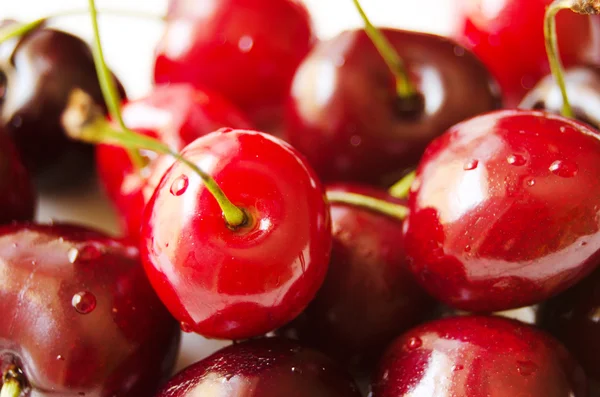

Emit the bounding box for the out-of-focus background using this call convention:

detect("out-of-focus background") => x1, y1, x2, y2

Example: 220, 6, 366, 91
1, 0, 459, 371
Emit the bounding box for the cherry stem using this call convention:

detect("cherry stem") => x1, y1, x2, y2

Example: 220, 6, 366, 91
326, 191, 408, 221
1, 368, 23, 397
388, 171, 416, 199
350, 0, 417, 99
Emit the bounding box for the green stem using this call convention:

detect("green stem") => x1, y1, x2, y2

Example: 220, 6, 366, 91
326, 191, 408, 221
0, 379, 20, 397
350, 0, 417, 99
388, 171, 416, 199
0, 18, 46, 44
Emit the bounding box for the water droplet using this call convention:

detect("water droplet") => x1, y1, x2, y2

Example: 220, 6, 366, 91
56, 355, 65, 361
405, 337, 422, 350
453, 364, 464, 371
170, 175, 189, 196
507, 154, 526, 166
464, 159, 479, 171
67, 247, 79, 264
217, 127, 233, 133
453, 46, 465, 57
78, 245, 102, 261
350, 135, 362, 147
464, 245, 471, 253
560, 126, 566, 133
238, 35, 254, 53
180, 321, 193, 333
72, 291, 97, 314
516, 360, 538, 376
526, 179, 536, 187
291, 366, 303, 374
549, 160, 578, 178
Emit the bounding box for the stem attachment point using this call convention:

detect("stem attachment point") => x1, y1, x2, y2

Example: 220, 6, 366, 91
1, 367, 24, 397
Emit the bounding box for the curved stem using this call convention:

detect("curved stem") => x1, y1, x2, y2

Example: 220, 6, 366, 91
0, 379, 20, 397
0, 18, 46, 44
326, 191, 408, 222
544, 0, 576, 118
388, 171, 416, 199
350, 0, 417, 99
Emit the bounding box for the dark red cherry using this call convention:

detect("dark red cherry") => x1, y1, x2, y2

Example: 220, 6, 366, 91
372, 315, 588, 397
455, 0, 600, 106
538, 267, 600, 382
0, 22, 125, 188
140, 129, 331, 340
281, 183, 435, 372
404, 109, 600, 312
96, 84, 252, 241
155, 337, 361, 397
0, 223, 180, 396
0, 129, 35, 224
284, 28, 501, 186
520, 65, 600, 129
154, 0, 315, 133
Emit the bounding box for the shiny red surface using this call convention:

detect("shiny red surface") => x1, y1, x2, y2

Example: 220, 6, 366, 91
285, 28, 501, 186
155, 338, 361, 397
154, 0, 315, 132
372, 316, 587, 397
0, 131, 35, 224
0, 224, 180, 396
96, 84, 252, 241
282, 184, 435, 372
140, 130, 331, 339
404, 110, 600, 312
456, 0, 600, 106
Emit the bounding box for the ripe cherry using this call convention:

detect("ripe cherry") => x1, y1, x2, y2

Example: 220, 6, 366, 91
455, 0, 600, 106
0, 223, 180, 397
154, 0, 315, 133
404, 109, 600, 312
155, 337, 361, 397
371, 315, 588, 396
281, 183, 435, 372
96, 84, 252, 241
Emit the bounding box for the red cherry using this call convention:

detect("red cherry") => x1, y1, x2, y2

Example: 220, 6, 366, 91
140, 129, 331, 340
0, 223, 180, 396
96, 84, 252, 241
0, 130, 35, 224
455, 0, 600, 106
404, 109, 600, 312
281, 183, 435, 372
372, 316, 588, 396
284, 28, 501, 186
154, 0, 315, 132
155, 337, 361, 397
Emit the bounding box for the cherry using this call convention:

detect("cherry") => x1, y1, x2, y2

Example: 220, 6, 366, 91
155, 337, 361, 397
0, 223, 180, 396
455, 0, 600, 106
0, 129, 35, 224
153, 0, 315, 133
284, 26, 501, 186
371, 315, 588, 396
139, 129, 331, 340
96, 84, 252, 241
280, 183, 435, 372
404, 109, 600, 313
0, 21, 125, 188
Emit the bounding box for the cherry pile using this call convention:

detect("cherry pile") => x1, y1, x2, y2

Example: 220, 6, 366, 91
2, 0, 600, 396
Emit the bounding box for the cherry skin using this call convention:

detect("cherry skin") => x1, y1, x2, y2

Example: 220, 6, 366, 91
371, 315, 588, 397
404, 109, 600, 313
455, 0, 600, 106
0, 129, 35, 224
284, 28, 501, 186
140, 129, 331, 340
520, 65, 600, 129
154, 0, 315, 132
280, 183, 435, 372
0, 223, 180, 396
154, 337, 361, 397
96, 84, 252, 241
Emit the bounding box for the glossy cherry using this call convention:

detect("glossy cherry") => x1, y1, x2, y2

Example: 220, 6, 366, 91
285, 28, 501, 186
0, 223, 180, 396
96, 84, 252, 241
0, 129, 34, 224
372, 315, 588, 396
404, 109, 600, 312
0, 22, 125, 187
140, 129, 331, 340
281, 183, 435, 372
155, 337, 361, 397
154, 0, 315, 133
455, 0, 600, 106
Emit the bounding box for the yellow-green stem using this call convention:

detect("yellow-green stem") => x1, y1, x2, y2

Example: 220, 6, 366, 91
0, 378, 21, 397
388, 171, 416, 199
326, 191, 408, 221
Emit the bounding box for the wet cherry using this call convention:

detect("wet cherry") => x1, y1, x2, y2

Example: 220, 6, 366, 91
404, 109, 600, 312
140, 129, 331, 340
372, 315, 588, 396
0, 223, 180, 396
